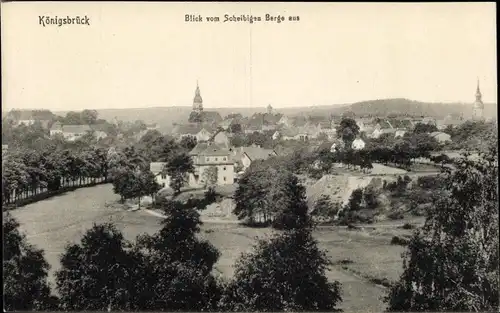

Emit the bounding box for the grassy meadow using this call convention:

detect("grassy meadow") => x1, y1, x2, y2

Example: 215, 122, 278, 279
8, 183, 420, 312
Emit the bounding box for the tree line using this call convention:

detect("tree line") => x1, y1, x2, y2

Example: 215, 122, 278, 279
2, 145, 109, 206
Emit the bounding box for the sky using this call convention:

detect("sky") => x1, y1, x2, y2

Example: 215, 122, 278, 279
1, 2, 497, 111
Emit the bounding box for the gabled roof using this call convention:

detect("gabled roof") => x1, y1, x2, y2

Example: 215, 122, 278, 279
422, 117, 436, 124
429, 131, 450, 138
380, 128, 396, 134
437, 119, 463, 126
316, 141, 333, 151
399, 120, 414, 128
246, 124, 263, 131
379, 120, 393, 129
230, 147, 244, 163
201, 111, 223, 123
218, 118, 234, 128
362, 126, 374, 134
191, 143, 231, 159
241, 146, 277, 161
189, 142, 209, 156
263, 113, 281, 125
199, 143, 231, 157
317, 121, 332, 129
292, 117, 308, 127
174, 123, 215, 135
281, 127, 299, 137
150, 162, 167, 174
173, 123, 202, 135
297, 126, 318, 135
52, 124, 92, 133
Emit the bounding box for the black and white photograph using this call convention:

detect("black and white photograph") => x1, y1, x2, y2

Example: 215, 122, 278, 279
2, 2, 498, 312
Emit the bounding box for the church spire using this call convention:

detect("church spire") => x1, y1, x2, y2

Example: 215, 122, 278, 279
475, 78, 482, 102
472, 77, 484, 121
193, 80, 203, 112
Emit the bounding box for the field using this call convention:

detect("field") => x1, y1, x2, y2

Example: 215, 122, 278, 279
8, 184, 419, 312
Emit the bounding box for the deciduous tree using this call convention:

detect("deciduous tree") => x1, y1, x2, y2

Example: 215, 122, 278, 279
202, 166, 218, 189
336, 118, 360, 149
3, 213, 58, 310
220, 229, 342, 311
56, 223, 136, 311
385, 147, 499, 311
165, 152, 194, 195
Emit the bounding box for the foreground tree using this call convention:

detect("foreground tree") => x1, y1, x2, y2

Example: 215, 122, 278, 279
133, 200, 222, 310
220, 228, 342, 311
55, 223, 136, 311
3, 213, 58, 310
385, 146, 499, 311
165, 152, 194, 195
336, 117, 360, 149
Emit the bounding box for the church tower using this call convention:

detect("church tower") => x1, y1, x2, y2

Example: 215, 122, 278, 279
267, 104, 273, 115
193, 81, 203, 113
472, 78, 484, 121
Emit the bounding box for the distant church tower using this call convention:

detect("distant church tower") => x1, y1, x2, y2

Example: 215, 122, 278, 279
267, 104, 273, 115
472, 78, 484, 121
193, 81, 203, 113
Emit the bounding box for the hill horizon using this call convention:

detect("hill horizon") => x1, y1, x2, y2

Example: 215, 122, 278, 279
4, 98, 496, 133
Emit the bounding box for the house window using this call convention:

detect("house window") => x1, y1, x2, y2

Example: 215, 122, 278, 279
161, 173, 166, 179
215, 157, 218, 161
206, 157, 210, 162
162, 183, 165, 187
223, 167, 226, 171
223, 177, 226, 181
223, 157, 227, 161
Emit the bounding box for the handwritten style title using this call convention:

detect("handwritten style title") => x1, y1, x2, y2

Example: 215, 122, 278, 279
39, 16, 91, 27
185, 14, 300, 24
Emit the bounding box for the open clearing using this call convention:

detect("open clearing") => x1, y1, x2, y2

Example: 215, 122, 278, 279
8, 184, 417, 312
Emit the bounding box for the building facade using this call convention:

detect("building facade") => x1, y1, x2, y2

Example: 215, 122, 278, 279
190, 143, 235, 187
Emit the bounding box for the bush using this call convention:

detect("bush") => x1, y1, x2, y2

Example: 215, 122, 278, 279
417, 175, 443, 189
387, 211, 404, 220
336, 259, 354, 265
401, 223, 415, 230
391, 236, 409, 246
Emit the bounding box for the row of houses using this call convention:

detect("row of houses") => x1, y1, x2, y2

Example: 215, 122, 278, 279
49, 122, 108, 142
150, 142, 277, 189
